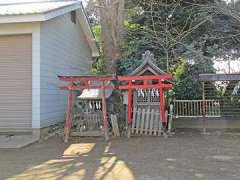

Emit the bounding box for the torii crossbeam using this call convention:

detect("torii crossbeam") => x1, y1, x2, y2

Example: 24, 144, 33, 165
58, 74, 173, 142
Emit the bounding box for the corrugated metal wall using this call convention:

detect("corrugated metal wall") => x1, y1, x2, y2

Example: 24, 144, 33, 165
0, 34, 32, 129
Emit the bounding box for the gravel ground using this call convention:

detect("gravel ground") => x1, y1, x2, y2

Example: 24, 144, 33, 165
0, 131, 240, 180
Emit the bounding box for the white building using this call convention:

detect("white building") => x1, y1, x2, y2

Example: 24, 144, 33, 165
0, 0, 99, 145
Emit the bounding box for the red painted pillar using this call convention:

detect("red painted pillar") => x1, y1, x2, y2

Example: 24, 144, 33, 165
64, 89, 73, 143
128, 81, 133, 124
159, 81, 166, 126
101, 81, 109, 141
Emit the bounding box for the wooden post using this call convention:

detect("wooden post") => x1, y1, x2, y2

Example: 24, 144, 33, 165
127, 81, 133, 138
102, 81, 109, 141
168, 104, 174, 133
64, 89, 73, 143
159, 81, 166, 128
202, 82, 206, 134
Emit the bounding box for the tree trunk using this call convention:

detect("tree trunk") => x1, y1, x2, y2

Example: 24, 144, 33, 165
98, 0, 124, 73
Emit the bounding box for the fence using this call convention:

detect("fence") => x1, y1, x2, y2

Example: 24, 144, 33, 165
174, 100, 221, 118
131, 108, 162, 136
71, 111, 103, 136
174, 74, 240, 120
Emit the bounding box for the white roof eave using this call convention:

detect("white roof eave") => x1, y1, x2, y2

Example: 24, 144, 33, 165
0, 1, 100, 57
0, 3, 80, 23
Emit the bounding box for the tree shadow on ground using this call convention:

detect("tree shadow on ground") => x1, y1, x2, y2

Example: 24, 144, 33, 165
0, 137, 135, 180
1, 133, 240, 180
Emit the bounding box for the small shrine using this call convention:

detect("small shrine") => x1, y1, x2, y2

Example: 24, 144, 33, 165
122, 51, 172, 136
73, 81, 113, 136
123, 51, 170, 109
58, 51, 173, 141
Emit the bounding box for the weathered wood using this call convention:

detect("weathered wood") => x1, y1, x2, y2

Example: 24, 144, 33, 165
94, 113, 97, 129
85, 112, 88, 129
145, 108, 150, 135
168, 104, 174, 133
98, 112, 102, 128
135, 109, 141, 134
71, 130, 103, 137
111, 114, 120, 137
73, 110, 103, 137
92, 113, 95, 129
140, 109, 146, 134
116, 116, 120, 136
132, 108, 137, 134
89, 113, 93, 130
154, 110, 159, 135
130, 107, 163, 136
159, 110, 163, 136
110, 114, 116, 136
149, 109, 155, 135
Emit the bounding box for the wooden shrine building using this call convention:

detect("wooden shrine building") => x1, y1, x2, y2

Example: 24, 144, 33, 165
123, 51, 173, 136
58, 51, 174, 141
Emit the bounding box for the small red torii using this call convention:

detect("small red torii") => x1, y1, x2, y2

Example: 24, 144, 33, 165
58, 74, 173, 142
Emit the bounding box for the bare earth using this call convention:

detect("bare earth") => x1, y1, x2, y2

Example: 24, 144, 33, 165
1, 131, 240, 180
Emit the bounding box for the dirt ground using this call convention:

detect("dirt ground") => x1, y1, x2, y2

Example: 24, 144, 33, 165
1, 131, 240, 180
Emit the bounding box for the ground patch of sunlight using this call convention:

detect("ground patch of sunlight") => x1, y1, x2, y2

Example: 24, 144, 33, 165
63, 143, 96, 157
95, 156, 135, 180
8, 142, 134, 180
9, 158, 86, 180
8, 143, 95, 180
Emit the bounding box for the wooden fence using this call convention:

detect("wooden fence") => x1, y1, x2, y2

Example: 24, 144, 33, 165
174, 100, 221, 118
71, 111, 103, 136
131, 108, 162, 136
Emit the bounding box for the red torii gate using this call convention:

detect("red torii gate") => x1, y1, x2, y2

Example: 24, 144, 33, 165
58, 74, 173, 142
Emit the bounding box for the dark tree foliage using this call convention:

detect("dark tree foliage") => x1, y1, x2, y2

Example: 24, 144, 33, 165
117, 0, 240, 99
119, 0, 218, 72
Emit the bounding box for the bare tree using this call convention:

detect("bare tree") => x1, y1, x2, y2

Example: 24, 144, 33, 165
138, 0, 211, 72
131, 1, 237, 73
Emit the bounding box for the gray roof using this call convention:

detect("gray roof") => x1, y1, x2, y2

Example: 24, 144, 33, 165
130, 51, 175, 84
130, 51, 166, 76
0, 0, 78, 15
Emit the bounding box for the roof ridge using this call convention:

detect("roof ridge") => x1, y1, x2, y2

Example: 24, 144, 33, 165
130, 50, 166, 76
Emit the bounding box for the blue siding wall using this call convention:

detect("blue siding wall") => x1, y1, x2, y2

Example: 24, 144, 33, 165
40, 12, 92, 128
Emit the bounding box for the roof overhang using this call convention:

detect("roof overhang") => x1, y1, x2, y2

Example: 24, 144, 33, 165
0, 1, 99, 57
199, 73, 240, 81
0, 2, 80, 23
76, 4, 99, 57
